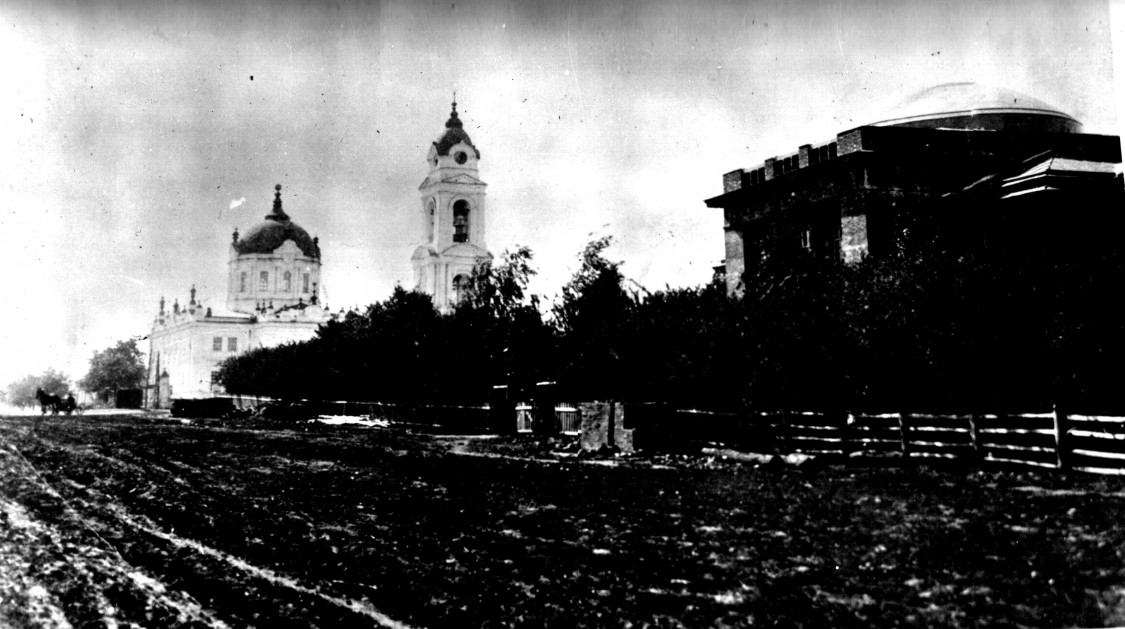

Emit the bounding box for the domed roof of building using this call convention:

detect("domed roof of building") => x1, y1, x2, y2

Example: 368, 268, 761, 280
868, 82, 1081, 133
233, 185, 320, 259
433, 100, 481, 159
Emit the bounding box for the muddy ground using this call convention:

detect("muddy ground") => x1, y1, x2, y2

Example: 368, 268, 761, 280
2, 413, 1125, 628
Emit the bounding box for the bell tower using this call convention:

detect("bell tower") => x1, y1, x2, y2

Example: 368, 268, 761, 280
411, 98, 492, 312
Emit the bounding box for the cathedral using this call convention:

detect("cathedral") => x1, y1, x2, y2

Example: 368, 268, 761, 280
144, 185, 331, 408
144, 101, 493, 407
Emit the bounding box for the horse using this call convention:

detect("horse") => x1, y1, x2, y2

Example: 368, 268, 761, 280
35, 388, 63, 416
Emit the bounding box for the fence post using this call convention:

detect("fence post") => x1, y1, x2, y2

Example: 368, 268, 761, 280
969, 413, 983, 460
607, 400, 617, 448
775, 409, 788, 455
533, 381, 558, 436
898, 412, 910, 458
1053, 404, 1069, 470
839, 410, 853, 459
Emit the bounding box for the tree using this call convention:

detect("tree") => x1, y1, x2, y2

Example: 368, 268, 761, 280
79, 339, 146, 400
624, 281, 747, 409
6, 369, 72, 408
551, 236, 635, 399
459, 246, 539, 320
217, 341, 315, 401
454, 246, 553, 394
218, 286, 447, 403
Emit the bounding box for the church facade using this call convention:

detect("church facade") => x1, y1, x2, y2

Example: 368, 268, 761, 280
411, 100, 493, 312
144, 185, 331, 408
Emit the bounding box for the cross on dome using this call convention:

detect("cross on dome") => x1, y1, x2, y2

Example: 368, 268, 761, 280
433, 97, 479, 158
232, 184, 320, 259
446, 97, 462, 129
267, 183, 290, 221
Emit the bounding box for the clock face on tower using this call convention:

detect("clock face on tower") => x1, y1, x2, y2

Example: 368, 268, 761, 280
454, 151, 468, 165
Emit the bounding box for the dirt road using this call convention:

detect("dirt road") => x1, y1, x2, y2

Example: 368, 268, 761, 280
3, 414, 1125, 628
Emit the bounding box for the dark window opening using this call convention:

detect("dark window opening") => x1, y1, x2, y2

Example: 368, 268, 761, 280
426, 199, 436, 241
453, 200, 470, 243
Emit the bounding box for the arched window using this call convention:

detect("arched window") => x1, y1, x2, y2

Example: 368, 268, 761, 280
283, 271, 292, 292
239, 272, 247, 293
453, 200, 470, 243
303, 273, 310, 294
425, 199, 436, 242
259, 271, 268, 291
452, 273, 470, 304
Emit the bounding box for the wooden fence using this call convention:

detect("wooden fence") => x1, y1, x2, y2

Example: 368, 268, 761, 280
632, 406, 1125, 475
215, 394, 1125, 474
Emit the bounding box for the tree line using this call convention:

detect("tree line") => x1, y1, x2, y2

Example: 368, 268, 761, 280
217, 229, 1125, 414
4, 340, 146, 409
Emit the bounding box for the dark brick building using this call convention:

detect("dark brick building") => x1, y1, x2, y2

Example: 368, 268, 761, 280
706, 83, 1123, 295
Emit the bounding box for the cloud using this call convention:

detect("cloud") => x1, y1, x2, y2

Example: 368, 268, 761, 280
229, 197, 247, 210
111, 274, 145, 286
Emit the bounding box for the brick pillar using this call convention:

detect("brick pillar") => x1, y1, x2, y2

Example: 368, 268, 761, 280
724, 228, 746, 297
580, 401, 612, 451
723, 169, 744, 192
837, 129, 866, 155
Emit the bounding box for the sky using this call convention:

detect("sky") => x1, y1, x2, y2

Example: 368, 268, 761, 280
0, 0, 1121, 387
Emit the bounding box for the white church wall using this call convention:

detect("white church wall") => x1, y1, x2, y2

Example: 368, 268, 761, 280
249, 320, 322, 351
148, 317, 256, 401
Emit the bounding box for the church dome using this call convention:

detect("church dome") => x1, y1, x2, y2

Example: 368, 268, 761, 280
868, 82, 1081, 134
433, 100, 481, 159
234, 185, 320, 259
